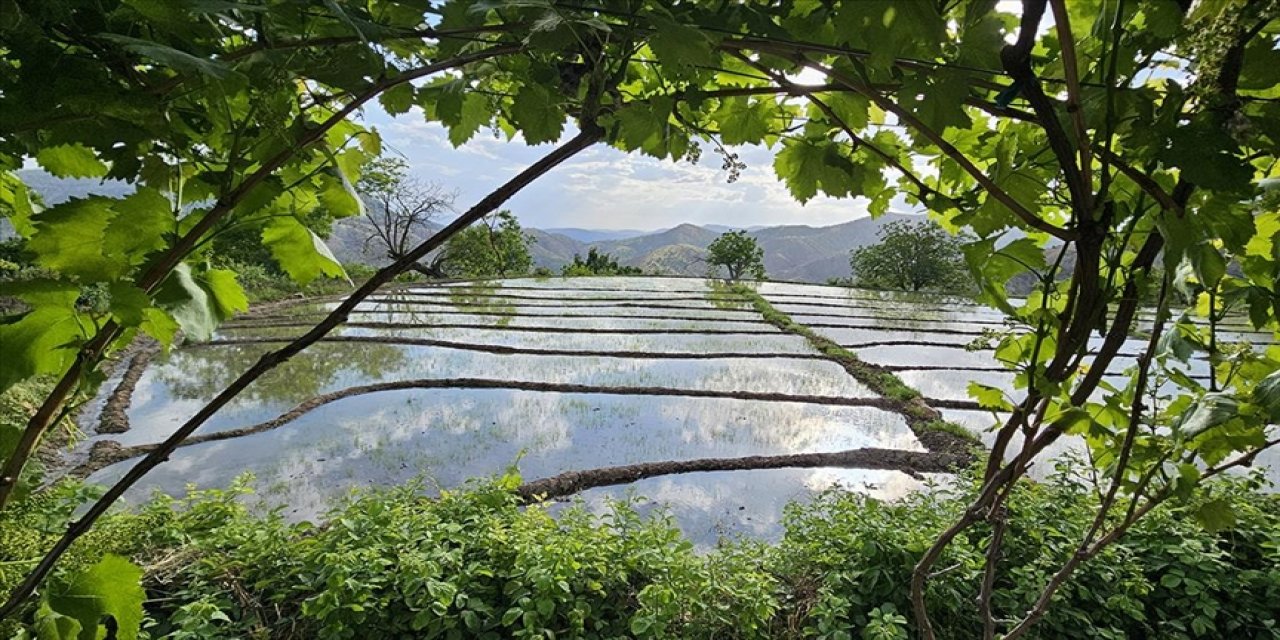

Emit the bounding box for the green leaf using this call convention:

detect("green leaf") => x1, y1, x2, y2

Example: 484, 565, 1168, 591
35, 144, 108, 179
203, 269, 249, 319
107, 282, 152, 327
27, 191, 170, 282
508, 84, 563, 145
98, 33, 235, 79
1174, 393, 1240, 439
1194, 498, 1237, 534
0, 280, 85, 392
379, 83, 415, 116
33, 603, 83, 640
897, 73, 972, 135
610, 98, 683, 159
1189, 243, 1226, 287
26, 199, 114, 280
431, 80, 492, 147
316, 167, 365, 220
154, 263, 219, 343
447, 93, 492, 147
648, 17, 715, 80
713, 96, 774, 146
1160, 116, 1253, 192
1252, 369, 1280, 422
968, 381, 1013, 411
102, 187, 172, 270
2, 176, 38, 236
262, 216, 348, 285
46, 554, 145, 640
773, 139, 855, 202
140, 307, 180, 349
818, 92, 870, 131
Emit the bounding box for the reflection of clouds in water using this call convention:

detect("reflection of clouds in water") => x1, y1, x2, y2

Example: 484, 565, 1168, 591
349, 301, 763, 322
568, 467, 935, 546
857, 344, 1001, 369
804, 468, 926, 500
111, 346, 879, 446
940, 409, 1085, 480
327, 326, 814, 355
339, 312, 778, 333
90, 390, 926, 523
438, 277, 716, 292
895, 370, 1015, 403
659, 401, 921, 452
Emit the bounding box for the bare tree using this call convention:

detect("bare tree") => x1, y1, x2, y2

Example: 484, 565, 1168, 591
358, 157, 457, 278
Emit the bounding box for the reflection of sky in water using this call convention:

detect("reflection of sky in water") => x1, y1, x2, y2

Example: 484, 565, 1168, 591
939, 409, 1085, 480
78, 276, 1276, 538
558, 468, 933, 547
436, 277, 716, 291
340, 302, 762, 323
240, 312, 778, 333
101, 345, 879, 446
89, 390, 922, 523
227, 326, 812, 354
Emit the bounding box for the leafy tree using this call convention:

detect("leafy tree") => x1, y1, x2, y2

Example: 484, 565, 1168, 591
850, 220, 971, 292
707, 230, 765, 281
440, 210, 533, 278
561, 248, 642, 276
357, 157, 457, 278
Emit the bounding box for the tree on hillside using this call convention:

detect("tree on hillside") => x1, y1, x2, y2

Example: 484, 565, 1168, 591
357, 158, 457, 278
707, 230, 765, 281
562, 248, 642, 276
850, 220, 971, 292
440, 210, 533, 278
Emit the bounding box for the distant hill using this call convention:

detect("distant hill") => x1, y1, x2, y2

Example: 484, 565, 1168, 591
14, 170, 932, 284
543, 227, 657, 242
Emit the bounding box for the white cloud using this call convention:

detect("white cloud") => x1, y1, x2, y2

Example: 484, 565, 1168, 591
359, 108, 888, 231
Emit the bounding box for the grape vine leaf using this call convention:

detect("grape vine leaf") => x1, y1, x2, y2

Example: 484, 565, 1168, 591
773, 138, 854, 202
261, 216, 349, 285
203, 269, 249, 318
153, 264, 217, 342
508, 84, 563, 145
0, 280, 85, 392
647, 16, 716, 80
1253, 369, 1280, 422
1194, 498, 1237, 534
713, 96, 774, 146
26, 198, 115, 280
34, 144, 109, 179
46, 554, 145, 640
379, 82, 415, 115
32, 603, 83, 640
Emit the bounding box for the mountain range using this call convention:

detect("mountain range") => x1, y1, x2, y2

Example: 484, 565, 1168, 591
12, 169, 922, 283
329, 212, 923, 282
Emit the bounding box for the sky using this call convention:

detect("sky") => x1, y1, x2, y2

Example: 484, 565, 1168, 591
352, 1, 1037, 232
358, 106, 897, 232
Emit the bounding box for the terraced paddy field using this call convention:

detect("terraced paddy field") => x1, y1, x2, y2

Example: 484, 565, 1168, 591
71, 277, 1278, 544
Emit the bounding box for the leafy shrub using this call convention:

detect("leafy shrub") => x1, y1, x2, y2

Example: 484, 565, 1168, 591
3, 466, 1277, 639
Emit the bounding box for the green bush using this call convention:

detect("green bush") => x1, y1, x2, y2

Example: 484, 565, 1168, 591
3, 466, 1277, 639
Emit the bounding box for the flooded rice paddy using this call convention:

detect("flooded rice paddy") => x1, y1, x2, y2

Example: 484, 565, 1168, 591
76, 277, 1277, 544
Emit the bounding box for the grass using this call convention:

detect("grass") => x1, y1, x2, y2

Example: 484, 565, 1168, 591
728, 283, 982, 449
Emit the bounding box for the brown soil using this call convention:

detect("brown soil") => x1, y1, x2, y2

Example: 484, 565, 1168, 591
98, 339, 160, 434
515, 448, 968, 502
